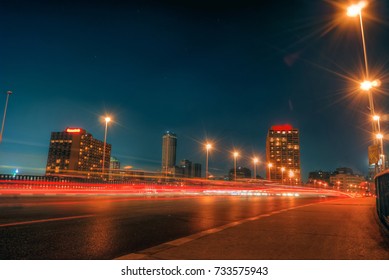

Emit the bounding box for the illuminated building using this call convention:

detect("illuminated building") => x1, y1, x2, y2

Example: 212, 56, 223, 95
178, 159, 202, 178
110, 156, 120, 170
180, 159, 192, 177
161, 131, 177, 175
266, 124, 301, 183
46, 127, 111, 177
228, 166, 251, 180
308, 170, 332, 185
191, 163, 202, 178
330, 171, 365, 190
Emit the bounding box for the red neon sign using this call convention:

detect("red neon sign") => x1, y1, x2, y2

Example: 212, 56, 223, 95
66, 128, 81, 133
271, 124, 293, 131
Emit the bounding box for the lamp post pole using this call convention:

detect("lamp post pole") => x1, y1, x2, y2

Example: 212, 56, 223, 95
267, 163, 272, 180
0, 91, 12, 144
233, 152, 239, 181
102, 117, 111, 175
253, 158, 259, 180
205, 143, 212, 179
281, 167, 285, 184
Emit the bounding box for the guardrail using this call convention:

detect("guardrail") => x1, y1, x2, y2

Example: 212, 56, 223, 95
375, 170, 389, 229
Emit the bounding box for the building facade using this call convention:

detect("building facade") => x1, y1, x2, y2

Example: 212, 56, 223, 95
46, 127, 111, 177
110, 156, 120, 170
308, 170, 332, 185
192, 163, 202, 178
330, 173, 365, 190
228, 166, 252, 180
180, 159, 192, 178
266, 124, 301, 183
161, 131, 177, 175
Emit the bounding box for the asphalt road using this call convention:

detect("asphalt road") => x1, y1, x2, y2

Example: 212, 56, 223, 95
0, 195, 336, 260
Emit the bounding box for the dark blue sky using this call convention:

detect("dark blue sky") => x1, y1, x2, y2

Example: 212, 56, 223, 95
1, 0, 389, 179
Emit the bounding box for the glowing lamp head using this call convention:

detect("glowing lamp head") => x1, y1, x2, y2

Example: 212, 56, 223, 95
281, 167, 285, 172
376, 133, 383, 140
268, 163, 273, 168
105, 117, 111, 123
360, 79, 380, 91
373, 115, 380, 121
253, 157, 259, 164
360, 81, 373, 91
233, 152, 239, 158
206, 143, 212, 150
347, 1, 367, 17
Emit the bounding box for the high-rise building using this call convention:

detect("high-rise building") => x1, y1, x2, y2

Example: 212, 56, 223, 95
46, 127, 111, 177
110, 157, 120, 170
191, 163, 202, 178
161, 131, 177, 175
180, 159, 192, 178
266, 124, 301, 183
228, 166, 252, 180
308, 170, 332, 185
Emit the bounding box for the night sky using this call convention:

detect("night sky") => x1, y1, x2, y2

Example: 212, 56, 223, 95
1, 0, 389, 180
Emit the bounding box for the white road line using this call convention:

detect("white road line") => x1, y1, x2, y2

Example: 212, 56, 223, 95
0, 214, 95, 228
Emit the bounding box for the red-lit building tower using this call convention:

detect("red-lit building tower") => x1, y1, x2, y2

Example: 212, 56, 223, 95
46, 128, 111, 178
266, 124, 301, 184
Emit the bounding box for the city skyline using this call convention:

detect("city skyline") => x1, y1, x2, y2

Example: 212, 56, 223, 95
1, 0, 389, 180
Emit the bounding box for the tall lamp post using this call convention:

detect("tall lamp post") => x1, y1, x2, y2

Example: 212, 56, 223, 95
233, 152, 239, 181
102, 116, 111, 175
376, 133, 385, 171
267, 163, 273, 180
289, 170, 295, 185
205, 143, 212, 179
347, 2, 384, 174
0, 91, 12, 144
253, 157, 259, 179
347, 2, 370, 78
374, 115, 385, 170
281, 167, 285, 184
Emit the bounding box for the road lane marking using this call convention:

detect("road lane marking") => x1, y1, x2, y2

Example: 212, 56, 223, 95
116, 197, 345, 260
0, 214, 95, 228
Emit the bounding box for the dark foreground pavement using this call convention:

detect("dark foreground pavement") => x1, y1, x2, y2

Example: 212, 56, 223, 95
117, 197, 389, 260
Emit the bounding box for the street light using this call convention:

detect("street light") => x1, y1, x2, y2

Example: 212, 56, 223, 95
102, 116, 111, 175
347, 1, 369, 78
289, 170, 295, 185
376, 133, 385, 171
205, 143, 212, 179
267, 163, 273, 180
281, 167, 285, 184
347, 2, 385, 175
360, 80, 380, 128
0, 91, 12, 144
233, 152, 239, 181
347, 2, 376, 121
253, 157, 259, 179
373, 115, 385, 170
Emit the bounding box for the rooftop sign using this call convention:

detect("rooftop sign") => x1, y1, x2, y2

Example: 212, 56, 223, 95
66, 128, 82, 133
271, 124, 293, 131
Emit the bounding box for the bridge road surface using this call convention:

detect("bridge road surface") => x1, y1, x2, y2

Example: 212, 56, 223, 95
0, 195, 388, 259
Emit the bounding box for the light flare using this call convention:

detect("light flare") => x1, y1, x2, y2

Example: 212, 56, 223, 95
347, 1, 368, 17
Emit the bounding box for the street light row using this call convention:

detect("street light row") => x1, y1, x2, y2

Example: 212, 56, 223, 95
203, 142, 294, 182
346, 1, 386, 172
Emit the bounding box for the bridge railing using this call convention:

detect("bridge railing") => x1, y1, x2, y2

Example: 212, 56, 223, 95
375, 170, 389, 229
